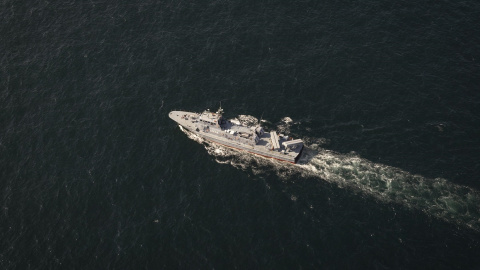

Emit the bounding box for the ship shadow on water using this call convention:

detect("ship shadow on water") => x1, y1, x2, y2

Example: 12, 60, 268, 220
296, 146, 320, 165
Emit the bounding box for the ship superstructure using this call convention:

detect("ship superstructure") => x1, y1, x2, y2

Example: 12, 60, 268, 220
169, 106, 303, 164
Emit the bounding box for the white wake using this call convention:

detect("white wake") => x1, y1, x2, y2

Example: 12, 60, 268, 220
297, 147, 480, 231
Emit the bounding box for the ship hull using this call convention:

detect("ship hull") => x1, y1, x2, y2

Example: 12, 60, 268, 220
182, 125, 298, 164
170, 110, 303, 164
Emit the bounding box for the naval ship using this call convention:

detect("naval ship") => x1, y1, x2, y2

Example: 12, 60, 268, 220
169, 106, 304, 164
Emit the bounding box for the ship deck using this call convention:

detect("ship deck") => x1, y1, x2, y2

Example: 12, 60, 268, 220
169, 110, 303, 163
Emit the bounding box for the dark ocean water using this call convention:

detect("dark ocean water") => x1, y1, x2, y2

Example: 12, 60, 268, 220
2, 0, 480, 268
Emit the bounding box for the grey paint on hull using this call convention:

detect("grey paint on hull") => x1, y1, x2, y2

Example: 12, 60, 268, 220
169, 109, 303, 164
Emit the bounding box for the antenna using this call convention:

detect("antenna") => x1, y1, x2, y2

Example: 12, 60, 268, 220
216, 101, 224, 115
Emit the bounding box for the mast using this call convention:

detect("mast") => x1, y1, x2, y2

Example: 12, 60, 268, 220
216, 102, 224, 116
